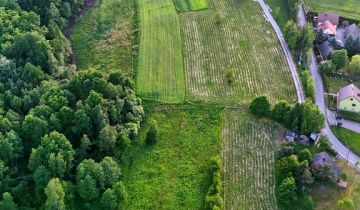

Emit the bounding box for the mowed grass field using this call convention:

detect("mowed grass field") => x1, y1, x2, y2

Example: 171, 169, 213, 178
137, 0, 185, 103
175, 0, 209, 12
181, 0, 297, 104
123, 105, 222, 209
222, 110, 278, 209
305, 0, 360, 21
71, 0, 135, 74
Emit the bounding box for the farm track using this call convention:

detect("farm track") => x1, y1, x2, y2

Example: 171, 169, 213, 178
181, 0, 297, 105
222, 111, 278, 210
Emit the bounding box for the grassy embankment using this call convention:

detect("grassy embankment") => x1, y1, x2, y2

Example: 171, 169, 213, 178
265, 0, 291, 28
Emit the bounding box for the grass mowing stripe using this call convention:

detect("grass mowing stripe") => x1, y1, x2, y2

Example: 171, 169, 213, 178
137, 0, 185, 103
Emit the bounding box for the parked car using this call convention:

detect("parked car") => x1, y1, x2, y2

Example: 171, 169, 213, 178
337, 122, 343, 127
335, 115, 342, 120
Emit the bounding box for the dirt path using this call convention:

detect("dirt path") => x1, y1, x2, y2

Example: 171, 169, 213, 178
64, 0, 97, 64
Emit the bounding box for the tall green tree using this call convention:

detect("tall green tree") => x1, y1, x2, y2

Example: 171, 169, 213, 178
331, 50, 349, 70
29, 131, 74, 178
277, 176, 297, 205
44, 178, 65, 210
284, 20, 298, 52
249, 95, 271, 117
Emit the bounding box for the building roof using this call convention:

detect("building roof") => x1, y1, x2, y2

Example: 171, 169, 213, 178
338, 84, 360, 102
317, 13, 339, 26
312, 152, 333, 167
345, 23, 360, 39
311, 151, 341, 178
318, 20, 337, 35
319, 41, 334, 59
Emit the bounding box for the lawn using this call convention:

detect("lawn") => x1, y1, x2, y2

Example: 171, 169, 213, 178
175, 0, 209, 12
305, 0, 360, 21
222, 110, 278, 209
123, 104, 222, 209
181, 0, 297, 105
331, 126, 360, 156
136, 0, 185, 103
323, 75, 360, 94
265, 0, 291, 28
71, 0, 135, 75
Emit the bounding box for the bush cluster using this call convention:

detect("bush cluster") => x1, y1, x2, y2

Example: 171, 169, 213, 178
205, 156, 223, 210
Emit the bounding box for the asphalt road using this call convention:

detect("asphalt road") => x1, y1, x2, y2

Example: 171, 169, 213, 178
258, 0, 306, 103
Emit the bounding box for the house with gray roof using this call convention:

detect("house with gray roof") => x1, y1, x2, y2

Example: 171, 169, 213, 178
311, 151, 341, 181
319, 41, 334, 60
345, 23, 360, 40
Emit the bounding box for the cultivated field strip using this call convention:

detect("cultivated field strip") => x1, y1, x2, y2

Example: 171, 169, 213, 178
136, 0, 185, 103
175, 0, 209, 12
181, 0, 297, 104
222, 111, 278, 210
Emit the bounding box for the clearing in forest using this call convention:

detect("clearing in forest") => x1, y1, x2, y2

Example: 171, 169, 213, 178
175, 0, 209, 12
305, 0, 360, 21
181, 0, 297, 104
71, 0, 135, 75
123, 105, 222, 209
222, 110, 278, 210
136, 0, 185, 103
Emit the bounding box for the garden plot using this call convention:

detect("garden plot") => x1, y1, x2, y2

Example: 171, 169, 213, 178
181, 0, 297, 104
222, 110, 278, 209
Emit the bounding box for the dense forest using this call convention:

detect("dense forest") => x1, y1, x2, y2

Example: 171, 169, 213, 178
0, 0, 143, 209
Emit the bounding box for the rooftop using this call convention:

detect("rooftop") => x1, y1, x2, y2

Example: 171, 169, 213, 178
338, 84, 360, 102
317, 13, 340, 26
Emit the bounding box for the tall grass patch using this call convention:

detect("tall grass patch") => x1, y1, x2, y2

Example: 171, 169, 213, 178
71, 0, 135, 74
123, 104, 222, 209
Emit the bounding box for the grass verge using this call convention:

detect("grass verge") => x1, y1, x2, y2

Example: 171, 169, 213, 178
265, 0, 291, 28
331, 126, 360, 156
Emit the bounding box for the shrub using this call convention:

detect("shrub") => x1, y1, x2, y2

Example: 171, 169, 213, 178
277, 176, 296, 205
205, 156, 223, 210
331, 49, 348, 70
337, 197, 354, 210
224, 69, 235, 84
249, 95, 271, 117
319, 60, 336, 76
145, 119, 158, 145
299, 149, 312, 163
300, 70, 315, 99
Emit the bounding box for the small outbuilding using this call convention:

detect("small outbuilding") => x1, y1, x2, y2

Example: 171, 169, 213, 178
338, 179, 348, 189
285, 131, 296, 142
317, 13, 340, 26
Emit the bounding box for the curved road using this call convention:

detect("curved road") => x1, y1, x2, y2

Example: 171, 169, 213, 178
258, 1, 360, 167
258, 0, 305, 103
299, 5, 360, 167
